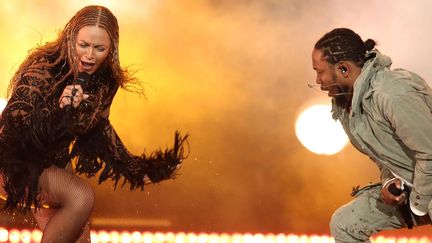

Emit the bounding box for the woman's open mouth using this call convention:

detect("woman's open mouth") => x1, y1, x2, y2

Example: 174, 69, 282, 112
80, 61, 95, 71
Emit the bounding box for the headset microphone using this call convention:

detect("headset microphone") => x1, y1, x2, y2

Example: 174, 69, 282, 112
307, 83, 339, 89
307, 83, 352, 96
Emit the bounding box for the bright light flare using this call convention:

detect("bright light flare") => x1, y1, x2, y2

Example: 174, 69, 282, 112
0, 98, 7, 114
295, 104, 348, 155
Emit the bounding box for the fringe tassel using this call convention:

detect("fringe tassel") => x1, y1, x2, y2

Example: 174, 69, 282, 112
73, 121, 188, 191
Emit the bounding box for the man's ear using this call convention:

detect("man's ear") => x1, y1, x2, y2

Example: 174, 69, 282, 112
337, 62, 349, 77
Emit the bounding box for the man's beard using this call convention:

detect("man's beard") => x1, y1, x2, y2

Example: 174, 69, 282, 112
330, 72, 352, 109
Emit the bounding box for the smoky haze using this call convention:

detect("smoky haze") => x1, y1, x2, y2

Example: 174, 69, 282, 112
0, 0, 432, 236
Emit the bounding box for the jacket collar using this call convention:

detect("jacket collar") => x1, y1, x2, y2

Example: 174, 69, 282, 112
332, 49, 392, 120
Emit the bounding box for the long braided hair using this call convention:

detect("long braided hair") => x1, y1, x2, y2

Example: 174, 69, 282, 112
7, 5, 139, 97
314, 28, 376, 68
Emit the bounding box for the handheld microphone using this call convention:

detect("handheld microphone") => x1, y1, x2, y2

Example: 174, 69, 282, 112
57, 72, 92, 138
65, 72, 91, 111
74, 72, 91, 89
387, 182, 413, 229
388, 183, 403, 196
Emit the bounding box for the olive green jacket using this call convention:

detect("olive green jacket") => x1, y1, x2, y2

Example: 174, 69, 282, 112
332, 50, 432, 213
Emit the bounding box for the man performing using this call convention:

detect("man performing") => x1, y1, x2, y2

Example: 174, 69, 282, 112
311, 28, 431, 242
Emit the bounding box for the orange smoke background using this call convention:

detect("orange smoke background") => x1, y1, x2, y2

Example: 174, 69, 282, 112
0, 0, 431, 236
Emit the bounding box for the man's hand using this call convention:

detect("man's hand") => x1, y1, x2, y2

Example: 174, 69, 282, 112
381, 178, 406, 206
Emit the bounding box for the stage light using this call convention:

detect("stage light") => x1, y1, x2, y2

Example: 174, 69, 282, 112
142, 232, 154, 243
0, 229, 430, 242
286, 235, 295, 243
31, 230, 42, 243
219, 233, 231, 243
174, 232, 187, 243
19, 230, 31, 243
0, 228, 8, 242
8, 229, 21, 243
231, 233, 243, 243
163, 232, 176, 243
295, 104, 348, 155
120, 231, 133, 243
97, 230, 111, 242
131, 231, 142, 242
208, 233, 221, 243
198, 233, 210, 243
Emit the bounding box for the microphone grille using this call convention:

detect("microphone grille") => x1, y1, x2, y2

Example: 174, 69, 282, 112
76, 72, 91, 85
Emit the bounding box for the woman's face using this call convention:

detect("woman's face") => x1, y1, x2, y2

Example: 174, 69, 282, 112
75, 25, 111, 74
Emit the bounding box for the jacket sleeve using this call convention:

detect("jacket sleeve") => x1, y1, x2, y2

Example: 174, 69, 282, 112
379, 88, 432, 213
2, 70, 70, 150
0, 67, 71, 211
379, 164, 395, 187
71, 89, 188, 190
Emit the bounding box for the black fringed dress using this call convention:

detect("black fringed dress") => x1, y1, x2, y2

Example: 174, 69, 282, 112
0, 57, 187, 212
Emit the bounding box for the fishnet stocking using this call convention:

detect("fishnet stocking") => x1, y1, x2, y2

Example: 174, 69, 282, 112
33, 208, 91, 243
34, 166, 94, 242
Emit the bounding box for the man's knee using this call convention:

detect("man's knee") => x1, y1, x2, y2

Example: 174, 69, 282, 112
330, 206, 372, 242
428, 200, 432, 221
330, 207, 347, 238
